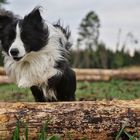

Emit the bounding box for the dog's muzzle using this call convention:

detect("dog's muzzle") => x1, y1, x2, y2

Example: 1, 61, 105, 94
10, 48, 22, 61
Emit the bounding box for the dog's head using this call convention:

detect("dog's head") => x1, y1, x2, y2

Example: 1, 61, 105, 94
0, 8, 49, 61
0, 8, 71, 61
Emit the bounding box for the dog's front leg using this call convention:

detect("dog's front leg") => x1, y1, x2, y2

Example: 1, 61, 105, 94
30, 86, 47, 102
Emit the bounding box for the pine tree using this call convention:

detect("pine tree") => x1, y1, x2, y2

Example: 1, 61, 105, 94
76, 11, 100, 68
78, 11, 100, 49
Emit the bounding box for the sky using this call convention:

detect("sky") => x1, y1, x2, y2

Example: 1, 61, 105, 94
3, 0, 140, 54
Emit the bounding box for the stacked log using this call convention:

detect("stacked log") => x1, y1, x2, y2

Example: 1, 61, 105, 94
0, 76, 12, 84
74, 68, 140, 81
0, 67, 5, 75
0, 67, 12, 84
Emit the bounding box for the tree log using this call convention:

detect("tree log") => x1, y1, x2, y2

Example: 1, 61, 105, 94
74, 69, 140, 81
0, 100, 140, 139
0, 67, 6, 75
76, 75, 111, 81
0, 76, 12, 84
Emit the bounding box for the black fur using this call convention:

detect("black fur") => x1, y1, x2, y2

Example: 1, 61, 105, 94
50, 68, 76, 101
53, 20, 71, 40
48, 62, 76, 101
0, 8, 76, 102
20, 8, 49, 52
30, 86, 47, 102
0, 9, 17, 53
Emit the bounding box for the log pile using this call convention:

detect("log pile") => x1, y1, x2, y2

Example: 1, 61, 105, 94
0, 67, 11, 84
74, 68, 140, 81
0, 67, 140, 84
0, 100, 139, 139
0, 76, 12, 84
0, 67, 5, 75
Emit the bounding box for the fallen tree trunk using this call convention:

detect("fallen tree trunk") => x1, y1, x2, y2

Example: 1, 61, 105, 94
74, 68, 119, 75
76, 73, 140, 81
76, 75, 111, 81
0, 76, 12, 84
0, 100, 140, 139
0, 67, 6, 75
74, 69, 140, 81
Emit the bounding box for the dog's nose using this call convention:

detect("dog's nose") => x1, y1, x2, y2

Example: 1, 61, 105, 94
10, 48, 19, 56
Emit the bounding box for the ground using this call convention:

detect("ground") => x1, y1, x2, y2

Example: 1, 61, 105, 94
0, 80, 140, 101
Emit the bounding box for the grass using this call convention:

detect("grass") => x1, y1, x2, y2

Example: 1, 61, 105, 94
12, 120, 87, 140
0, 84, 33, 101
76, 80, 140, 101
115, 125, 140, 140
12, 121, 61, 140
1, 80, 140, 101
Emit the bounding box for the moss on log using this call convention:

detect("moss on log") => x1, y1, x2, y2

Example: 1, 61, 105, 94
0, 100, 139, 139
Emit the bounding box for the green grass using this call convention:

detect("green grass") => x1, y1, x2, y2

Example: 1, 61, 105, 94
1, 80, 140, 101
115, 125, 140, 140
12, 121, 61, 140
0, 84, 33, 101
12, 120, 87, 140
76, 80, 140, 101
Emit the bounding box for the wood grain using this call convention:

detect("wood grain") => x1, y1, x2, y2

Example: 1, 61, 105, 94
0, 100, 139, 139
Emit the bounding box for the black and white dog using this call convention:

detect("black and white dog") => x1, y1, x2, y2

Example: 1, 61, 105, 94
0, 8, 76, 102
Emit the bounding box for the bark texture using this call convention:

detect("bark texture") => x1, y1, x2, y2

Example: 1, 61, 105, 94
0, 100, 139, 139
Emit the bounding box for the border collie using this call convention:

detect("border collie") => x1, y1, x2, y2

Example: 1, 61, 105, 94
0, 8, 76, 102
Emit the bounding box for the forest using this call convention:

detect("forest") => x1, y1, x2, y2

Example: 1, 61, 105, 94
70, 11, 140, 69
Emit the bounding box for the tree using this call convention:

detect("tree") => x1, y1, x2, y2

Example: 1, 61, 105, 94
78, 11, 100, 49
0, 0, 7, 6
74, 11, 100, 68
95, 43, 109, 68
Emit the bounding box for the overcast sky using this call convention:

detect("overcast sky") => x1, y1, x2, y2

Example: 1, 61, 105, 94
3, 0, 140, 54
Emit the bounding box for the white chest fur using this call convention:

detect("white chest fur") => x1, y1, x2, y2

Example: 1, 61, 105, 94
3, 24, 65, 88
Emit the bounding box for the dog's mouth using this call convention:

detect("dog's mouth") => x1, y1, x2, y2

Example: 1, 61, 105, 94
13, 57, 23, 61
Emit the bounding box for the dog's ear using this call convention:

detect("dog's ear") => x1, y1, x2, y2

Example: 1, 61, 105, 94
0, 9, 14, 40
23, 7, 43, 25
